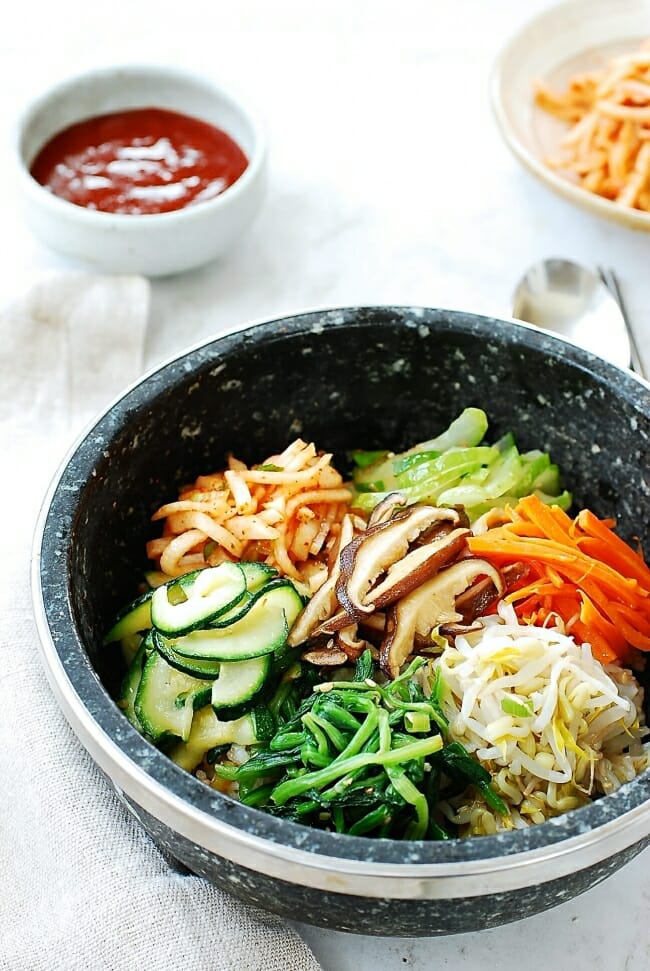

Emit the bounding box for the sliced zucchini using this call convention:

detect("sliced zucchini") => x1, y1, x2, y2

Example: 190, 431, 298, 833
151, 562, 247, 636
170, 607, 287, 661
185, 685, 213, 711
256, 578, 305, 624
153, 630, 221, 679
117, 641, 148, 730
174, 568, 203, 592
169, 705, 257, 771
211, 655, 271, 710
120, 632, 144, 667
104, 589, 153, 643
144, 569, 171, 589
208, 590, 255, 628
147, 562, 274, 594
240, 561, 278, 592
134, 652, 213, 743
205, 563, 278, 628
168, 580, 304, 661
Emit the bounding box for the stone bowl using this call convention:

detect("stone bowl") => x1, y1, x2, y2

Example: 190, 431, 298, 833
32, 306, 650, 936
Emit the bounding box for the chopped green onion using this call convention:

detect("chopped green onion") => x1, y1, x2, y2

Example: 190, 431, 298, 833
350, 449, 388, 469
501, 697, 534, 718
404, 711, 431, 733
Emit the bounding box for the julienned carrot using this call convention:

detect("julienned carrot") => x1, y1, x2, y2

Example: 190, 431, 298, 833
508, 521, 546, 539
578, 591, 629, 657
608, 606, 650, 651
577, 508, 650, 586
468, 537, 647, 608
550, 503, 577, 532
571, 618, 619, 664
576, 536, 642, 579
616, 602, 650, 635
467, 494, 650, 663
516, 494, 574, 543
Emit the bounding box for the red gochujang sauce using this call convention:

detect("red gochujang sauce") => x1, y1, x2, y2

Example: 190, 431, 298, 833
30, 107, 248, 215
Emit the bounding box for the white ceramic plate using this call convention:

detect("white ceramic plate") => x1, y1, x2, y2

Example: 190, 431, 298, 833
491, 0, 650, 231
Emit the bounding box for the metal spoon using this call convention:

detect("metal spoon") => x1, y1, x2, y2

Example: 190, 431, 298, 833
512, 257, 643, 374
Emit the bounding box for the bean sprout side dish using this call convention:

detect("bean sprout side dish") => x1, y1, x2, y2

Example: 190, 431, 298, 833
105, 408, 650, 839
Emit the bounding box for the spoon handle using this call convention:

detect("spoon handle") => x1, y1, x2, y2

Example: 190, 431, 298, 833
597, 266, 646, 379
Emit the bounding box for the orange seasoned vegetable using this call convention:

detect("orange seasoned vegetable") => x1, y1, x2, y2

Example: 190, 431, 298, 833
467, 493, 650, 664
535, 43, 650, 212
147, 439, 353, 588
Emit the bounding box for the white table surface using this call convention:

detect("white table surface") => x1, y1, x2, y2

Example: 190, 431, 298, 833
3, 1, 649, 968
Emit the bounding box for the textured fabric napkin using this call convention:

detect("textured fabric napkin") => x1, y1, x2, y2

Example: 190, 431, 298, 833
0, 273, 320, 971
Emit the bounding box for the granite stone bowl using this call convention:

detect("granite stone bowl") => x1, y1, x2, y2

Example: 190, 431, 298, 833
32, 306, 650, 936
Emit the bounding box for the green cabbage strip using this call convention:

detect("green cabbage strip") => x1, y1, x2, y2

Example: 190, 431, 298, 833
350, 407, 571, 521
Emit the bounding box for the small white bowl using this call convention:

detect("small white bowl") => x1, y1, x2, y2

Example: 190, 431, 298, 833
15, 65, 268, 276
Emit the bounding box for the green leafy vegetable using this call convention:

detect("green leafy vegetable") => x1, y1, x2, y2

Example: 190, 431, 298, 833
438, 742, 509, 816
213, 659, 508, 838
351, 407, 571, 521
354, 649, 374, 682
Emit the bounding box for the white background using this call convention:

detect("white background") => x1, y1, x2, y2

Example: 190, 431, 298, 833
2, 1, 649, 968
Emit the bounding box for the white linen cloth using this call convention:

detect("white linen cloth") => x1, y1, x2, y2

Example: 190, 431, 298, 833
0, 273, 320, 971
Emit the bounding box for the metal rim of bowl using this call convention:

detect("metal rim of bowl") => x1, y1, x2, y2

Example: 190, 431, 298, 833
31, 305, 650, 900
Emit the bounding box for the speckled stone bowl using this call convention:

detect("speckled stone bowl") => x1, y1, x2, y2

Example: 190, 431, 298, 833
32, 306, 650, 936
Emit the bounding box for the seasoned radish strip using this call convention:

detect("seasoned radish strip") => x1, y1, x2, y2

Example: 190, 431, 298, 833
224, 470, 256, 514
146, 536, 172, 559
285, 488, 353, 518
239, 456, 331, 486
225, 516, 279, 542
165, 513, 244, 557
149, 439, 353, 585
160, 530, 208, 576
151, 497, 231, 520
291, 518, 321, 561
288, 514, 355, 646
